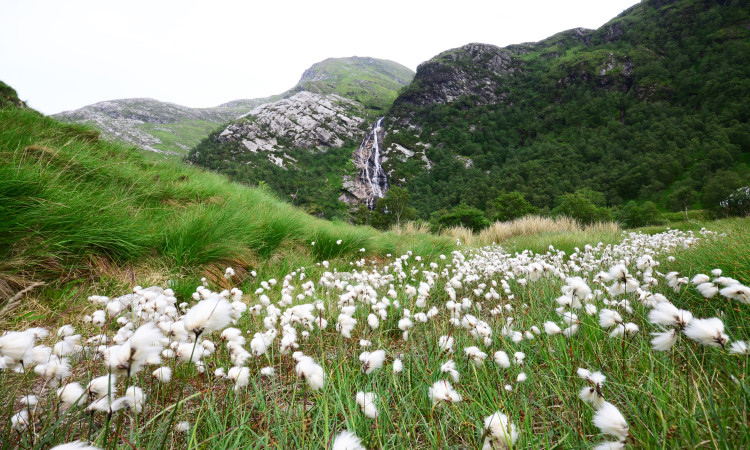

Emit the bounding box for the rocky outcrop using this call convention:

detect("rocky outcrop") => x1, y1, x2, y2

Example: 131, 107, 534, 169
394, 43, 518, 110
53, 97, 266, 155
216, 92, 367, 167
340, 118, 389, 208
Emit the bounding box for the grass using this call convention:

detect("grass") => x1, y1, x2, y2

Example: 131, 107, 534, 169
1, 220, 748, 449
140, 120, 221, 157
434, 216, 623, 254
0, 106, 452, 320
2, 105, 750, 449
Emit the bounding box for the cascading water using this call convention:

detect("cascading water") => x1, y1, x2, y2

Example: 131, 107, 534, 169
356, 117, 389, 209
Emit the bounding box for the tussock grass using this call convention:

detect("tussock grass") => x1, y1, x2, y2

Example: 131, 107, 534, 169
437, 216, 621, 250
0, 107, 452, 316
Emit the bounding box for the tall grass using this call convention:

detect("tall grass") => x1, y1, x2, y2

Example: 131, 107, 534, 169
1, 222, 748, 448
437, 215, 621, 250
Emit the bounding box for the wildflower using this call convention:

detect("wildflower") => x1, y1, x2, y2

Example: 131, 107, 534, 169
295, 355, 325, 390
360, 350, 386, 374
58, 382, 87, 408
49, 442, 102, 450
355, 391, 378, 418
367, 313, 379, 330
441, 360, 460, 383
438, 335, 454, 353
0, 330, 36, 368
593, 401, 629, 440
684, 317, 728, 348
332, 430, 365, 450
227, 366, 251, 391
260, 366, 276, 377
482, 411, 519, 450
493, 351, 510, 368
516, 372, 527, 382
88, 374, 117, 401
598, 309, 622, 329
696, 282, 719, 299
464, 346, 488, 366
428, 380, 462, 405
544, 322, 562, 335
393, 358, 403, 373
720, 284, 750, 304
729, 341, 749, 355
11, 409, 29, 431
650, 329, 678, 351
648, 303, 692, 329
152, 367, 172, 383
111, 386, 145, 413
577, 368, 606, 408
175, 421, 190, 432
182, 297, 233, 337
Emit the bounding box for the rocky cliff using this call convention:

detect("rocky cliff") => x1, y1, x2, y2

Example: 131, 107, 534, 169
206, 91, 367, 168
53, 97, 267, 155
340, 118, 389, 208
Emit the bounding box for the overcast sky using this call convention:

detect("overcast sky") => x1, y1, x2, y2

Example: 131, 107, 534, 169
1, 0, 640, 115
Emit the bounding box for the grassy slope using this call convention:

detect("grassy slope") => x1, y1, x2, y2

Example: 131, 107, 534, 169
140, 120, 221, 157
290, 57, 415, 117
0, 106, 452, 321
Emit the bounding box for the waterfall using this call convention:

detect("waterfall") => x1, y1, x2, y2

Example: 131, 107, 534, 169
358, 117, 388, 209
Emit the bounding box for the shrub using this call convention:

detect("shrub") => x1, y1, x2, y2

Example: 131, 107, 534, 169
434, 203, 490, 232
618, 201, 665, 228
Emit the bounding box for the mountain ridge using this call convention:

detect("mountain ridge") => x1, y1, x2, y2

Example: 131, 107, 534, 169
378, 0, 750, 220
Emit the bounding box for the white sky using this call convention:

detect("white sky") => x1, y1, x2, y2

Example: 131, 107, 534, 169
1, 0, 639, 115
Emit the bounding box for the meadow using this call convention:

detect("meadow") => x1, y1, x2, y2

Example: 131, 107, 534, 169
2, 106, 749, 449
1, 217, 748, 449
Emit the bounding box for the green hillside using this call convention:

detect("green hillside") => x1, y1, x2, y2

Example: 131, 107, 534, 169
186, 57, 415, 219
285, 56, 414, 116
384, 0, 750, 220
0, 99, 451, 313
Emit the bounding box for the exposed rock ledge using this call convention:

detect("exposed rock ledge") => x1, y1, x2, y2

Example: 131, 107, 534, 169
217, 92, 367, 157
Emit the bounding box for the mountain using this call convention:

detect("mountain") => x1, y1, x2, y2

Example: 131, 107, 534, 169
54, 57, 414, 159
282, 57, 415, 115
186, 57, 414, 219
380, 0, 750, 219
53, 97, 267, 155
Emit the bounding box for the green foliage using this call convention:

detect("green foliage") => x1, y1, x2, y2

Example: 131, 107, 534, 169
383, 0, 750, 220
488, 191, 538, 222
667, 185, 699, 213
187, 132, 355, 221
552, 189, 614, 224
434, 203, 490, 232
370, 186, 417, 230
618, 201, 665, 228
719, 186, 750, 217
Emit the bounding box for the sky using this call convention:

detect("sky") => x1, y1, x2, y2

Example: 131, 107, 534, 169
1, 0, 640, 115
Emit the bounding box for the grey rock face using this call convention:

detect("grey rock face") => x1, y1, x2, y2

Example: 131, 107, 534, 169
53, 97, 266, 154
395, 43, 518, 110
339, 118, 389, 208
217, 92, 367, 159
